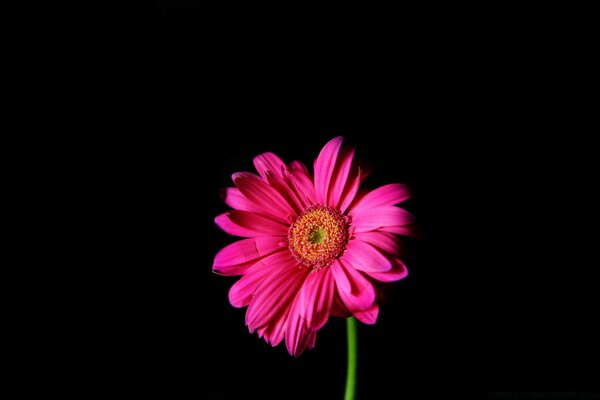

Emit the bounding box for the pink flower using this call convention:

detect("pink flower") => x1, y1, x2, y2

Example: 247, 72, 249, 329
213, 137, 414, 356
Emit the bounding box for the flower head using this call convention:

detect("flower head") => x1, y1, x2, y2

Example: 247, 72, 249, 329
213, 137, 414, 356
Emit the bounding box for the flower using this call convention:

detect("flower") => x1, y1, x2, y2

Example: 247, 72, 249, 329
213, 137, 414, 356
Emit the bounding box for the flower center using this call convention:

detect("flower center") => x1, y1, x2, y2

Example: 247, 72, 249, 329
288, 205, 349, 271
308, 227, 326, 244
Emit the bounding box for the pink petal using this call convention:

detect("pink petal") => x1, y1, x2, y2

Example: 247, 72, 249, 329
381, 224, 419, 237
264, 171, 304, 216
286, 168, 317, 207
213, 237, 285, 276
331, 260, 376, 314
354, 231, 402, 256
258, 306, 290, 346
285, 297, 318, 357
330, 288, 352, 318
253, 152, 286, 181
290, 160, 310, 176
313, 136, 343, 205
350, 183, 412, 215
365, 258, 408, 282
220, 187, 257, 212
246, 261, 308, 331
297, 269, 335, 331
342, 239, 393, 273
328, 146, 356, 208
233, 172, 294, 222
228, 251, 293, 308
215, 211, 288, 237
353, 303, 379, 325
307, 331, 317, 350
212, 262, 250, 277
351, 206, 415, 233
339, 167, 362, 213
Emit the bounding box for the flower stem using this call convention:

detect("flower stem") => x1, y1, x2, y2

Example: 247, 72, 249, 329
344, 317, 358, 400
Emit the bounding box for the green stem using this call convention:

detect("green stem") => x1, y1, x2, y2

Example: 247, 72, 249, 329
344, 317, 358, 400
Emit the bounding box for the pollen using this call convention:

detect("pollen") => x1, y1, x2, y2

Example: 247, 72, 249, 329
288, 205, 350, 271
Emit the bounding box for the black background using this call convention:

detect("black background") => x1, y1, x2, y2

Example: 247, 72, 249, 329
90, 3, 599, 399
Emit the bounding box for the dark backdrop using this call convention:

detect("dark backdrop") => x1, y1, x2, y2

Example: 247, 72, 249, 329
96, 3, 599, 399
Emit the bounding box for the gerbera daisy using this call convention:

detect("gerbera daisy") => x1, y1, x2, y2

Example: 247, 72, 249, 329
213, 137, 414, 356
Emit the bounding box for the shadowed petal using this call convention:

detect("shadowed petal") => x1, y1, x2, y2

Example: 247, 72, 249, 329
307, 331, 317, 350
331, 259, 376, 314
330, 287, 352, 318
290, 160, 310, 176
